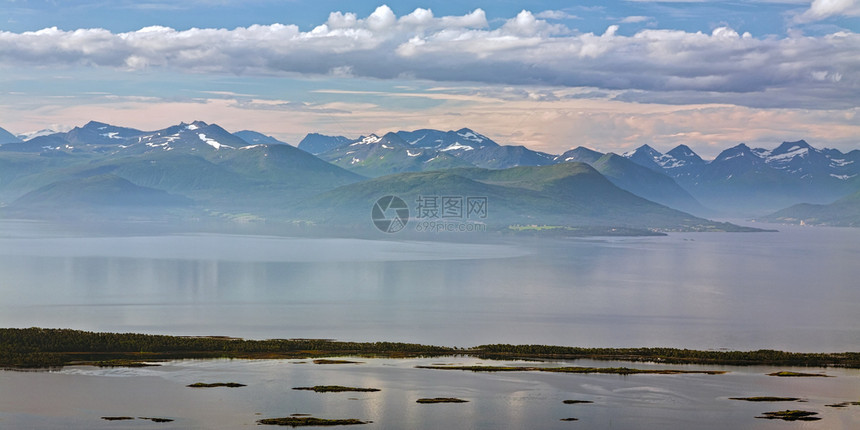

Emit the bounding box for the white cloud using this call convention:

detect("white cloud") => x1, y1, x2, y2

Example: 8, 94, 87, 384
535, 10, 578, 20
796, 0, 860, 22
619, 16, 651, 23
0, 6, 856, 109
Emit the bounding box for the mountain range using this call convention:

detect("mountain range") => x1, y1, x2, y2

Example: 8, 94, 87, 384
0, 121, 856, 232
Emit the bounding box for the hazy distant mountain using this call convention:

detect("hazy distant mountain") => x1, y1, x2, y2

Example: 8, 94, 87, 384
397, 128, 498, 153
15, 129, 58, 141
10, 174, 191, 211
0, 121, 364, 216
397, 128, 556, 169
547, 147, 707, 214
317, 132, 472, 177
298, 133, 353, 155
624, 140, 860, 214
762, 189, 860, 227
298, 162, 751, 234
1, 118, 856, 229
590, 154, 708, 215
234, 130, 289, 146
554, 146, 604, 164
64, 121, 145, 148
0, 126, 20, 144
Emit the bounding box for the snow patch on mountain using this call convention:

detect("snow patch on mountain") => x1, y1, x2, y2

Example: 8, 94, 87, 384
351, 134, 381, 146
440, 142, 474, 152
198, 133, 231, 150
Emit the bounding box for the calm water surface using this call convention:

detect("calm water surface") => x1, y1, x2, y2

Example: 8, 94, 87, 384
0, 220, 858, 351
0, 357, 858, 429
2, 220, 860, 429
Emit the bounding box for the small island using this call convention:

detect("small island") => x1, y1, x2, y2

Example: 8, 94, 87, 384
139, 417, 174, 423
416, 365, 726, 375
729, 397, 801, 402
313, 359, 363, 365
826, 401, 860, 408
187, 382, 246, 388
563, 400, 594, 404
293, 386, 380, 393
257, 417, 368, 426
756, 410, 821, 421
416, 397, 469, 404
767, 371, 830, 377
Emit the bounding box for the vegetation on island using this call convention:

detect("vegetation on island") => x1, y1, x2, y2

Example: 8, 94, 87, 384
563, 400, 594, 404
416, 398, 469, 404
416, 365, 726, 375
187, 382, 246, 388
755, 410, 821, 421
312, 359, 363, 365
101, 416, 173, 423
474, 344, 860, 368
139, 417, 174, 423
257, 417, 368, 426
559, 418, 579, 421
293, 386, 380, 393
2, 328, 859, 370
729, 397, 801, 402
826, 401, 860, 408
767, 371, 830, 377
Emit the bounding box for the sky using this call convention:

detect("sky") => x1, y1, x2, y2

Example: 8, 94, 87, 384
0, 0, 858, 157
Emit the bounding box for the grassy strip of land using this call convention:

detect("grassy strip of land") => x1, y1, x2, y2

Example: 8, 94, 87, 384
416, 365, 726, 375
312, 359, 363, 365
293, 386, 380, 393
755, 410, 821, 421
139, 417, 174, 423
729, 397, 801, 402
474, 344, 860, 368
258, 417, 368, 426
187, 382, 246, 388
2, 328, 859, 369
826, 402, 860, 408
767, 371, 831, 377
416, 398, 468, 404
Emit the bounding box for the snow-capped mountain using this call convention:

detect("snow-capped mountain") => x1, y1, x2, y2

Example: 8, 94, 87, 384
396, 128, 499, 154
316, 132, 471, 177
124, 121, 254, 154
397, 127, 556, 169
554, 146, 603, 164
622, 140, 860, 213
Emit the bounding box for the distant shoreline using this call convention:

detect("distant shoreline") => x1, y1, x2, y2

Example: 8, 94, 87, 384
2, 328, 858, 370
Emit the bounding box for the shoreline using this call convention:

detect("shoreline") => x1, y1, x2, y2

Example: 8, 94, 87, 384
2, 328, 859, 370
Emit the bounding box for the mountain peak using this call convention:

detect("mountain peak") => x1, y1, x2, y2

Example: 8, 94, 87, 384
81, 120, 111, 130
667, 144, 704, 164
771, 140, 813, 156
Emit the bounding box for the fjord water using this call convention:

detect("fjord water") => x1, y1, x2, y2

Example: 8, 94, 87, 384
2, 220, 860, 429
0, 219, 858, 351
1, 357, 859, 430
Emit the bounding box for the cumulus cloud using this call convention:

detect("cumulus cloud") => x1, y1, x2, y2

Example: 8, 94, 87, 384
0, 5, 857, 109
796, 0, 860, 22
